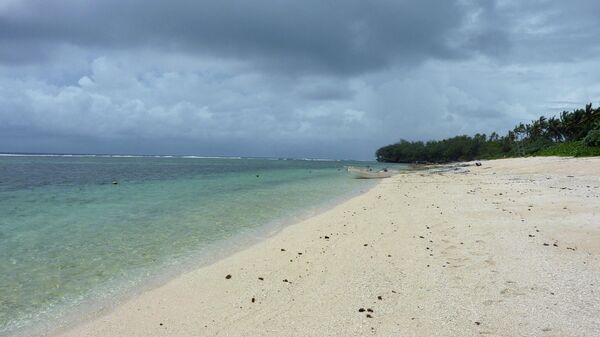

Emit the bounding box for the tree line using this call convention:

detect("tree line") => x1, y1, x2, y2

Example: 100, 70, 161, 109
376, 103, 600, 163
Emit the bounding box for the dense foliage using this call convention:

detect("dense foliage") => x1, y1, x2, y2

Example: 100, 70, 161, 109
376, 103, 600, 163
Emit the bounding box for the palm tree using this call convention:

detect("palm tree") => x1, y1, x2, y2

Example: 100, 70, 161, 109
547, 116, 563, 142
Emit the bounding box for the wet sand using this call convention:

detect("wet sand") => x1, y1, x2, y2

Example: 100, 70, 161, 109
54, 156, 600, 337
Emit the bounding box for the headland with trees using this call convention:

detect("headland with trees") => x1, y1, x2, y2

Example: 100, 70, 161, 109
376, 103, 600, 163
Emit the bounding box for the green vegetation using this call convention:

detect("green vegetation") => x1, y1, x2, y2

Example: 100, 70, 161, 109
376, 103, 600, 163
583, 129, 600, 147
537, 141, 600, 157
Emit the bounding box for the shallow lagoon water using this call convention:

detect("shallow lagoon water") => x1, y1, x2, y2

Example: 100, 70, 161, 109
0, 155, 402, 336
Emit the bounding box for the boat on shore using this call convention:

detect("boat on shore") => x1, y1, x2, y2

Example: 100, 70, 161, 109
347, 166, 394, 179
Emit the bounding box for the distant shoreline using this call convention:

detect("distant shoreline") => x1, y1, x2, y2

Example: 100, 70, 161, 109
0, 152, 361, 162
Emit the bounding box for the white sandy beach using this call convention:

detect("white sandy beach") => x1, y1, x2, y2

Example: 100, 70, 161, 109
52, 156, 600, 337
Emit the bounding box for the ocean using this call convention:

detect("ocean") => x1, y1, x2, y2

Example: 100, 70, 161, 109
0, 154, 403, 336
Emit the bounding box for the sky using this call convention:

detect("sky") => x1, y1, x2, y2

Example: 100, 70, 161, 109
1, 0, 599, 160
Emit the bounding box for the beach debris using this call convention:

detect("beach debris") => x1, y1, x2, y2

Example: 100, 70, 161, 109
281, 248, 286, 251
251, 297, 255, 303
159, 323, 163, 326
258, 277, 264, 281
297, 252, 303, 255
367, 308, 373, 312
358, 308, 365, 312
543, 243, 549, 246
363, 243, 368, 246
324, 236, 329, 239
475, 321, 481, 325
377, 296, 383, 300
112, 181, 118, 185
225, 274, 232, 279
283, 279, 289, 283
366, 314, 373, 318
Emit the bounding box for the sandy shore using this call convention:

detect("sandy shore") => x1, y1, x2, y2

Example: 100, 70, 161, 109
53, 157, 600, 337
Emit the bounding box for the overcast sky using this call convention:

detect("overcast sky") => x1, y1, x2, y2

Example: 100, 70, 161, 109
1, 0, 599, 159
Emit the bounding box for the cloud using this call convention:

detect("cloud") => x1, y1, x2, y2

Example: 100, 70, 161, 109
0, 0, 499, 74
1, 0, 600, 159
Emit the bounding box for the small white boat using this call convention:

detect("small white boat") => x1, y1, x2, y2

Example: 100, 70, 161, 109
347, 166, 393, 179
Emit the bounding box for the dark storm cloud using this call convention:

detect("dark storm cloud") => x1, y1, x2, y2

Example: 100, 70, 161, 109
481, 0, 600, 63
0, 0, 489, 74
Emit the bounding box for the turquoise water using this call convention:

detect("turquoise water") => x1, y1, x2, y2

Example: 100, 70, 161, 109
0, 155, 401, 336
